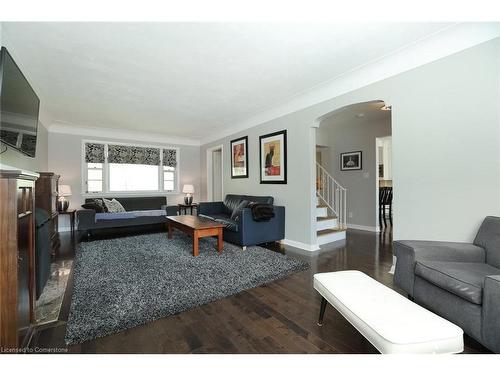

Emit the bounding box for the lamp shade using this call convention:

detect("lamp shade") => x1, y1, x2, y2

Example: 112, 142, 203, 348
58, 184, 72, 197
182, 184, 194, 194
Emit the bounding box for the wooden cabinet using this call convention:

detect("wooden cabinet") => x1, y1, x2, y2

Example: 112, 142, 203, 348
35, 172, 60, 255
0, 170, 37, 349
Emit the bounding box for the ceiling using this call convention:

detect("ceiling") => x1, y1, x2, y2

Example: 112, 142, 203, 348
2, 22, 451, 140
320, 100, 391, 127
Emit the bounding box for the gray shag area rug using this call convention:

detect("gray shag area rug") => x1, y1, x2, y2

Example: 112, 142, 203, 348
65, 232, 309, 345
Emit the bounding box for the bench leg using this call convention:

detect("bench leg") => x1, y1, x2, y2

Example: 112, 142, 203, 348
317, 297, 327, 326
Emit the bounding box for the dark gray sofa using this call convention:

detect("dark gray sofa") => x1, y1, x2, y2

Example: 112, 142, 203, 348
394, 216, 500, 353
77, 197, 177, 235
198, 194, 285, 247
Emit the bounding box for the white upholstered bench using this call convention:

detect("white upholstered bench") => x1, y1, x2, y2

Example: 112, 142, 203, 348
313, 270, 464, 354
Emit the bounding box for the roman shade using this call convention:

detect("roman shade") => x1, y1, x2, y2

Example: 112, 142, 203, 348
163, 149, 177, 168
108, 145, 160, 165
85, 143, 105, 163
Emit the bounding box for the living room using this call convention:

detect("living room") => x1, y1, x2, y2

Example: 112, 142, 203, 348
1, 1, 500, 374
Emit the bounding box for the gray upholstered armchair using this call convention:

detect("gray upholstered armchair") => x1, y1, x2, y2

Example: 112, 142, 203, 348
394, 216, 500, 353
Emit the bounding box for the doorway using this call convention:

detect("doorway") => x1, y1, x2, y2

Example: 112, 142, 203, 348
206, 145, 223, 202
376, 136, 393, 235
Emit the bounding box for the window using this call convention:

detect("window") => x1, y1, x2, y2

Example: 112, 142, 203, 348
163, 166, 175, 192
83, 141, 178, 195
87, 163, 103, 192
110, 163, 159, 191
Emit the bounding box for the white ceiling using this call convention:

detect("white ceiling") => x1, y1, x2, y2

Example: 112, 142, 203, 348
320, 100, 391, 128
2, 22, 453, 140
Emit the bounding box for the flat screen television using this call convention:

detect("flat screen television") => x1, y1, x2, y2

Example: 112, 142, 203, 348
0, 46, 40, 158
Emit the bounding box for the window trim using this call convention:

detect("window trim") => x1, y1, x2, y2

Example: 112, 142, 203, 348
81, 139, 180, 197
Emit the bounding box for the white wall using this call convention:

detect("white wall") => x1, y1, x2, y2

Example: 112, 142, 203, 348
200, 38, 500, 248
317, 117, 391, 230
212, 149, 223, 201
48, 131, 200, 230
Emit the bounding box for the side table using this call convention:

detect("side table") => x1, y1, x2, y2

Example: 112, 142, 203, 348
58, 208, 76, 237
177, 203, 198, 215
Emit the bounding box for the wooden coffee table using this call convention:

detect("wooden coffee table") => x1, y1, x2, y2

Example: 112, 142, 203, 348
166, 215, 225, 256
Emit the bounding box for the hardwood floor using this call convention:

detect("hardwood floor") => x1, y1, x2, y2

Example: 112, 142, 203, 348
30, 227, 489, 354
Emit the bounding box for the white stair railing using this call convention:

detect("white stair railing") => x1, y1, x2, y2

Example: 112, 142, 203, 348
316, 162, 347, 229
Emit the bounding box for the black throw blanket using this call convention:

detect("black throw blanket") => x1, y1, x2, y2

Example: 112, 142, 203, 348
248, 202, 275, 222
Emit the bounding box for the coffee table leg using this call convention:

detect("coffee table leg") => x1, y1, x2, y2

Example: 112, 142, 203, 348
167, 222, 172, 239
193, 232, 199, 256
217, 229, 223, 253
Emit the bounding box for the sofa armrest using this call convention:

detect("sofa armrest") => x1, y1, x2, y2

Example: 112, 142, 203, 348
483, 275, 500, 353
394, 240, 485, 296
238, 206, 285, 246
165, 205, 178, 216
198, 201, 224, 215
76, 209, 96, 230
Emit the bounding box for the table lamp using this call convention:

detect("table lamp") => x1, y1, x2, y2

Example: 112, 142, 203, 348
57, 184, 72, 212
182, 184, 194, 205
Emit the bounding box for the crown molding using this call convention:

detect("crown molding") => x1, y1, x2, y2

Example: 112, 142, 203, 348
201, 22, 500, 145
48, 121, 201, 146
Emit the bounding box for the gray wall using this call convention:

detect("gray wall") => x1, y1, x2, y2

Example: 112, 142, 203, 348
48, 132, 200, 230
201, 38, 500, 247
201, 113, 317, 246
317, 117, 391, 230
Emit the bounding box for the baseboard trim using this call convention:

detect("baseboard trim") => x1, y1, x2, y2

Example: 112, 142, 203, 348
347, 224, 380, 232
280, 239, 320, 252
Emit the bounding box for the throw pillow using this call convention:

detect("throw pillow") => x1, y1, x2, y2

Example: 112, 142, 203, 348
230, 199, 249, 220
93, 198, 107, 213
81, 202, 102, 213
103, 198, 126, 213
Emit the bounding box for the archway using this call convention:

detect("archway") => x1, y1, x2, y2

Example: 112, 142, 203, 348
311, 100, 393, 247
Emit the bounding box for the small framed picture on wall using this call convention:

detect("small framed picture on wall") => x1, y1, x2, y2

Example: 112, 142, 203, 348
230, 136, 249, 178
340, 151, 362, 171
259, 129, 287, 184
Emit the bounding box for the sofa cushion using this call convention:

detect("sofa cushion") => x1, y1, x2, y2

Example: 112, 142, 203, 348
85, 197, 166, 211
199, 213, 230, 221
214, 218, 238, 232
199, 213, 215, 221
415, 260, 500, 305
223, 194, 243, 216
230, 199, 249, 220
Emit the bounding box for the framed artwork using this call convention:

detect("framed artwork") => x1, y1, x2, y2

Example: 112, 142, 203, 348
259, 130, 287, 184
340, 151, 362, 171
230, 136, 248, 178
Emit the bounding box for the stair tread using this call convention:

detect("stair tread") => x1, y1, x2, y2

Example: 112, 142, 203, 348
317, 216, 337, 221
316, 205, 327, 208
317, 228, 346, 236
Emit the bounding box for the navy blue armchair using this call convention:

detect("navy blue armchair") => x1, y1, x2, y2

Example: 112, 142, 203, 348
198, 194, 285, 247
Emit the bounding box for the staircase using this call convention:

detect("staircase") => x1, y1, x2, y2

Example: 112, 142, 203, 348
316, 162, 347, 245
